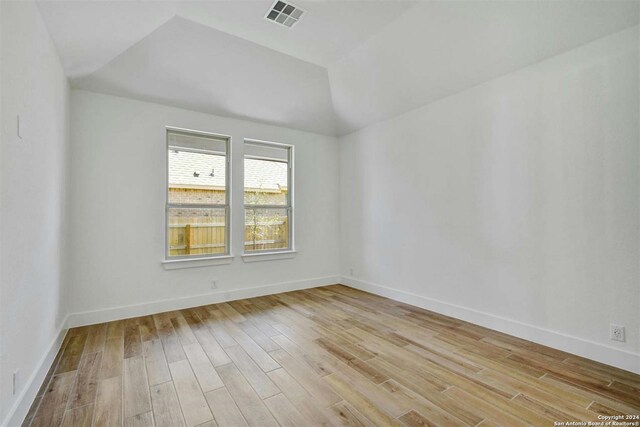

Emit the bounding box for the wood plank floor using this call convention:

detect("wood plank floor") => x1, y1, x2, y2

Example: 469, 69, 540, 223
23, 285, 640, 427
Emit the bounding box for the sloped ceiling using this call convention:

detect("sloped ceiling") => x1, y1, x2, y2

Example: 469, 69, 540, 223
36, 1, 177, 78
72, 17, 338, 136
174, 1, 416, 68
329, 0, 640, 134
38, 1, 640, 137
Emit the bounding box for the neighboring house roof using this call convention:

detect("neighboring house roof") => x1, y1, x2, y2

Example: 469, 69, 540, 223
168, 151, 287, 191
244, 158, 288, 192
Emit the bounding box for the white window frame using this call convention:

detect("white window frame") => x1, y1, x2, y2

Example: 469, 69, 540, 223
243, 139, 294, 255
164, 127, 232, 262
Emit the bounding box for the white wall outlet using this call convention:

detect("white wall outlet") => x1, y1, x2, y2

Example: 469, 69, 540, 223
211, 279, 218, 289
13, 369, 19, 395
610, 324, 625, 342
17, 115, 22, 140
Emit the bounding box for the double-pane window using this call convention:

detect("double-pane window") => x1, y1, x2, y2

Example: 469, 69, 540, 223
244, 140, 293, 253
166, 129, 229, 258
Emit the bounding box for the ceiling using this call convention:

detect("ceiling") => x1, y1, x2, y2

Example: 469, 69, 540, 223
37, 0, 416, 77
174, 1, 416, 68
71, 17, 338, 135
329, 0, 640, 134
37, 1, 639, 136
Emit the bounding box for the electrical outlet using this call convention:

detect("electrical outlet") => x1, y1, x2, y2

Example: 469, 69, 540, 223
610, 324, 625, 342
13, 369, 19, 395
17, 115, 22, 140
211, 279, 218, 290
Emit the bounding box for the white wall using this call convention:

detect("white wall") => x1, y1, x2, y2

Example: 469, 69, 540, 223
0, 1, 70, 425
340, 27, 640, 373
67, 90, 340, 323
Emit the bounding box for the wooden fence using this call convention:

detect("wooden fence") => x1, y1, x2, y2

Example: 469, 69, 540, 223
169, 218, 288, 256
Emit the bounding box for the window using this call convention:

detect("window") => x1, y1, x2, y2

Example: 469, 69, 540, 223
166, 128, 230, 259
244, 140, 293, 253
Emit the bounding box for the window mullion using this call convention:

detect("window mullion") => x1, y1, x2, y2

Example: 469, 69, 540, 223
168, 203, 228, 209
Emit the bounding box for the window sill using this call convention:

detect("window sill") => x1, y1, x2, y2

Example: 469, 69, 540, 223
162, 255, 234, 270
241, 250, 297, 263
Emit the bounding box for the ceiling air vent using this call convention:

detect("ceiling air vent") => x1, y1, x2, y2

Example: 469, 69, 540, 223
265, 1, 305, 28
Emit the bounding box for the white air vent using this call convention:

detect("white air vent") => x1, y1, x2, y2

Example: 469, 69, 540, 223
265, 1, 304, 28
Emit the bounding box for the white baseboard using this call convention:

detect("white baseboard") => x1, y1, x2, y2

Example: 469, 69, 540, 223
341, 276, 640, 375
66, 276, 340, 328
2, 316, 68, 427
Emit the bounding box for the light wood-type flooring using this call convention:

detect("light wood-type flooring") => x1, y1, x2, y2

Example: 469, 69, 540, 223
23, 285, 640, 427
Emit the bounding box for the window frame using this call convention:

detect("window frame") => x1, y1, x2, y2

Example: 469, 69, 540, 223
165, 126, 232, 261
243, 138, 294, 255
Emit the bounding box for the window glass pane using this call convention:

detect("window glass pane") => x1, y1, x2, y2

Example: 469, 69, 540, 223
168, 207, 226, 257
168, 149, 226, 204
244, 208, 288, 251
244, 158, 288, 205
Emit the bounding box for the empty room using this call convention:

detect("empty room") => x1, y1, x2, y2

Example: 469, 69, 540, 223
1, 0, 639, 426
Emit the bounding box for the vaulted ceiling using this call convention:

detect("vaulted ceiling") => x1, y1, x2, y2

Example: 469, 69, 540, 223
38, 1, 639, 136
